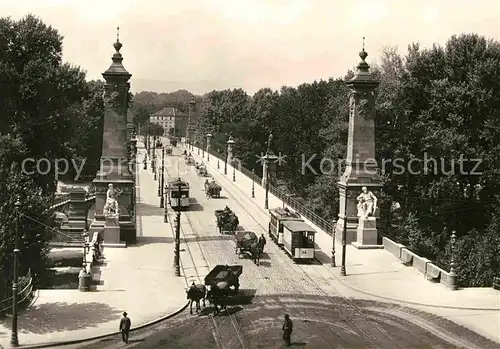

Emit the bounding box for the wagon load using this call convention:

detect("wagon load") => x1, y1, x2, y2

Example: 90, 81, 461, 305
204, 265, 242, 293
215, 207, 239, 234
234, 231, 258, 257
205, 180, 221, 198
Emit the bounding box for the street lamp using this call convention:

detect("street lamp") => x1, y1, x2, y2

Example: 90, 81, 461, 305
232, 162, 236, 182
331, 221, 336, 267
10, 199, 21, 347
449, 231, 457, 290
217, 148, 220, 169
164, 182, 168, 222
153, 145, 157, 180
143, 152, 147, 170
251, 169, 255, 198
340, 192, 347, 276
160, 147, 165, 206
82, 230, 89, 267
262, 133, 278, 210
206, 133, 212, 161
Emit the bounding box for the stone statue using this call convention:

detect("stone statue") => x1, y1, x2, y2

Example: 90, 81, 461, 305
103, 183, 122, 216
357, 186, 377, 220
267, 133, 273, 152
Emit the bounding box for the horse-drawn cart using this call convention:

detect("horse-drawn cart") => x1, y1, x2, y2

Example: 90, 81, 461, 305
197, 165, 208, 176
204, 265, 242, 293
215, 208, 239, 234
185, 156, 195, 165
205, 180, 221, 198
234, 231, 259, 258
165, 146, 173, 155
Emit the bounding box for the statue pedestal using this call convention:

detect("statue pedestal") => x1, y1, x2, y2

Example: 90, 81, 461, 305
102, 215, 125, 247
352, 217, 383, 249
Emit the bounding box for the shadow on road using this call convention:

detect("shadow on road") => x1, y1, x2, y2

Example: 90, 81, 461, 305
136, 203, 164, 216
189, 203, 204, 211
0, 302, 121, 334
133, 236, 174, 246
182, 235, 233, 243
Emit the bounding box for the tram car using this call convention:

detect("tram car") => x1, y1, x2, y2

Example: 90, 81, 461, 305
167, 177, 190, 210
282, 220, 316, 261
268, 207, 303, 246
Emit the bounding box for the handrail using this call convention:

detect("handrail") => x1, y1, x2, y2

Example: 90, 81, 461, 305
50, 190, 97, 211
0, 269, 33, 313
199, 144, 336, 234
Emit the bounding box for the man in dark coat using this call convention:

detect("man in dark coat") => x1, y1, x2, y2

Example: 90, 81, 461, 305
119, 312, 131, 344
282, 314, 293, 346
258, 234, 266, 253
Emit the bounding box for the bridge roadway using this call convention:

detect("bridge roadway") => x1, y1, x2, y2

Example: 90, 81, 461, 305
61, 144, 499, 349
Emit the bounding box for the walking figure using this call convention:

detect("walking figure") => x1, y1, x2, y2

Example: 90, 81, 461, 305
258, 233, 266, 253
119, 312, 131, 344
282, 314, 293, 346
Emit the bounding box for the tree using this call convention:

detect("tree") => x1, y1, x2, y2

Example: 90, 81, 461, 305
146, 122, 164, 137
0, 135, 55, 297
0, 15, 90, 192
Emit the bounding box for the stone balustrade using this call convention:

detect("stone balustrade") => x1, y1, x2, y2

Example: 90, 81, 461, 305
382, 237, 456, 289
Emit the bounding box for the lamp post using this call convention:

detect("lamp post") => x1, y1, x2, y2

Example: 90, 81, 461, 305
232, 162, 236, 182
331, 221, 336, 267
160, 147, 165, 206
251, 169, 255, 198
173, 183, 181, 277
164, 182, 168, 222
151, 136, 155, 171
82, 231, 89, 267
340, 193, 347, 276
449, 231, 457, 290
206, 133, 212, 162
153, 144, 157, 180
10, 199, 21, 347
143, 152, 147, 170
187, 99, 195, 148
217, 148, 220, 169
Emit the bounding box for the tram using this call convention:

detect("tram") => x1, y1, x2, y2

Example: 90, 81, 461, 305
268, 207, 302, 245
167, 177, 190, 210
282, 220, 316, 261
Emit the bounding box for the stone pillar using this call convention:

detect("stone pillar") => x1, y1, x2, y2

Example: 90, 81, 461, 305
90, 31, 136, 245
68, 188, 87, 229
227, 136, 235, 164
261, 161, 268, 187
335, 45, 382, 248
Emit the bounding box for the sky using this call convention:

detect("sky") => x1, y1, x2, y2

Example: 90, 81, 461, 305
1, 0, 499, 95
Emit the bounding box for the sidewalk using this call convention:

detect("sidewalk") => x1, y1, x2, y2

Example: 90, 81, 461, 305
0, 144, 187, 348
185, 144, 500, 343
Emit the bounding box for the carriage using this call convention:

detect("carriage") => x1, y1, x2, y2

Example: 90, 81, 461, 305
197, 165, 208, 177
167, 177, 190, 210
185, 156, 195, 166
268, 207, 302, 246
205, 180, 221, 198
204, 265, 242, 293
170, 138, 178, 147
165, 146, 173, 155
156, 140, 162, 148
215, 208, 239, 234
282, 220, 316, 261
234, 231, 259, 258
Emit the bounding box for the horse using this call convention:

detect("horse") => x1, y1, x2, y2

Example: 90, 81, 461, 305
186, 283, 207, 314
250, 242, 261, 266
207, 282, 229, 315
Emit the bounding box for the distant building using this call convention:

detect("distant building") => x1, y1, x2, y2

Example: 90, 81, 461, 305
149, 107, 188, 137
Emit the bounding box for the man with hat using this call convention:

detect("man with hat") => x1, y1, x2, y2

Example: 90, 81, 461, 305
282, 313, 293, 346
119, 311, 131, 344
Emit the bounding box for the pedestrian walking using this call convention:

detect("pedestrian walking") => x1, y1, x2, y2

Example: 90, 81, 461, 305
282, 314, 293, 346
258, 234, 266, 253
119, 312, 131, 344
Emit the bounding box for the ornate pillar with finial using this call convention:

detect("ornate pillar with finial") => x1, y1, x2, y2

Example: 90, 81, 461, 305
91, 26, 136, 245
336, 37, 382, 249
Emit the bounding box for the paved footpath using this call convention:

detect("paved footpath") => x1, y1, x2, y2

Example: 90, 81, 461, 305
0, 144, 187, 348
184, 143, 500, 344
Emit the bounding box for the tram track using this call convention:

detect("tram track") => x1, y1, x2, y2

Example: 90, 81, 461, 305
163, 152, 247, 349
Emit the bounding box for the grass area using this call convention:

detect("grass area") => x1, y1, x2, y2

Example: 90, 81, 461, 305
39, 269, 79, 289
